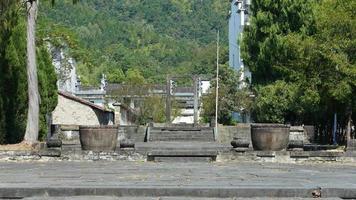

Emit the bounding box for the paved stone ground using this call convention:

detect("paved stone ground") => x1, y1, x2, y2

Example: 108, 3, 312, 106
21, 197, 343, 200
0, 161, 355, 199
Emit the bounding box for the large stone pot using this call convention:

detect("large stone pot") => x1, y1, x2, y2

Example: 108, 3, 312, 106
251, 124, 290, 151
79, 125, 118, 151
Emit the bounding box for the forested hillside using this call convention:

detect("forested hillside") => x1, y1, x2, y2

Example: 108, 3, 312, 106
39, 0, 229, 85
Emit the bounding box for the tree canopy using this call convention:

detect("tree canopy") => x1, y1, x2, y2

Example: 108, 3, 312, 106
242, 0, 355, 142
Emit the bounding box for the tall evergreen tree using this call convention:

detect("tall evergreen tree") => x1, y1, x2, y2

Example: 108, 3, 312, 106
37, 45, 58, 140
0, 0, 58, 144
4, 20, 28, 143
24, 0, 76, 144
241, 0, 316, 85
0, 0, 28, 144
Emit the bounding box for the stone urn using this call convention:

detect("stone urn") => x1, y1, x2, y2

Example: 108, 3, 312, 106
251, 124, 290, 151
79, 125, 119, 151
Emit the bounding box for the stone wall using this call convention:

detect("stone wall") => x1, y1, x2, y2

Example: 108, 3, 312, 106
347, 139, 356, 151
289, 126, 309, 143
216, 124, 251, 144
52, 95, 113, 126
118, 125, 146, 142
115, 124, 311, 145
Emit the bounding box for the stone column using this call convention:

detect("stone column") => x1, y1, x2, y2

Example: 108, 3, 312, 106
112, 102, 121, 125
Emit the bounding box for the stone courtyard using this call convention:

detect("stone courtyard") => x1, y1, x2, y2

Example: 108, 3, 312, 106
0, 160, 356, 199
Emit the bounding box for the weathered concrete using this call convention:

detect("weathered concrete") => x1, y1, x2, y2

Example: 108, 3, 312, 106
148, 127, 214, 142
136, 142, 229, 162
216, 124, 251, 145
21, 197, 343, 200
135, 142, 231, 154
347, 139, 356, 151
289, 126, 308, 144
118, 125, 146, 143
0, 161, 355, 198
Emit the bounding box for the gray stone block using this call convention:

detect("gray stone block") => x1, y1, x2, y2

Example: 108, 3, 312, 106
216, 124, 251, 145
148, 127, 214, 142
38, 149, 61, 157
347, 139, 356, 151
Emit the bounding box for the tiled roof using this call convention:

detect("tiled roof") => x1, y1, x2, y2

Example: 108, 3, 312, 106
58, 91, 113, 113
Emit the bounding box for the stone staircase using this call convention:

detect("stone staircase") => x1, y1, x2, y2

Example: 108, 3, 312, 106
147, 126, 215, 142
139, 125, 230, 162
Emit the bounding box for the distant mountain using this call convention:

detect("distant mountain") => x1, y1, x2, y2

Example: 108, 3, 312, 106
39, 0, 229, 86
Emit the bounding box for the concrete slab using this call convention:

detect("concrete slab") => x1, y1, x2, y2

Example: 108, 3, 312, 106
21, 197, 343, 200
135, 142, 231, 153
0, 161, 355, 198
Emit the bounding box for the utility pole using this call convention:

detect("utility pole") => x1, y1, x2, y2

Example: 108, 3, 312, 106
215, 30, 220, 139
166, 75, 171, 124
193, 76, 199, 126
333, 113, 337, 145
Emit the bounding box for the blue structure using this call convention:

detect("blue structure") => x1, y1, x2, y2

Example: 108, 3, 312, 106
228, 0, 251, 83
228, 0, 252, 123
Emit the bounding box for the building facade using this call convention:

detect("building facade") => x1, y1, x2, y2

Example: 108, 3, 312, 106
228, 0, 251, 84
229, 0, 252, 123
52, 91, 114, 126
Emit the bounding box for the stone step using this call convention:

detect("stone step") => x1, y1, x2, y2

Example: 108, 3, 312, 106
147, 150, 218, 162
148, 150, 218, 156
148, 137, 214, 142
149, 131, 213, 136
149, 130, 213, 134
149, 130, 214, 142
149, 138, 214, 142
152, 156, 215, 162
135, 142, 231, 153
150, 127, 213, 131
150, 133, 214, 138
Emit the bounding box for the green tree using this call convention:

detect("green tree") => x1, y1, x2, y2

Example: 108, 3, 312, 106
241, 0, 316, 85
314, 0, 356, 140
37, 46, 58, 140
242, 0, 355, 142
107, 68, 125, 84
0, 1, 28, 144
201, 65, 252, 125
136, 95, 166, 125
0, 1, 58, 144
125, 68, 145, 85
253, 81, 298, 123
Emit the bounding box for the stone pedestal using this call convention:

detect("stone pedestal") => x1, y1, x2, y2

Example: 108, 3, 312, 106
303, 125, 315, 143
347, 139, 356, 151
